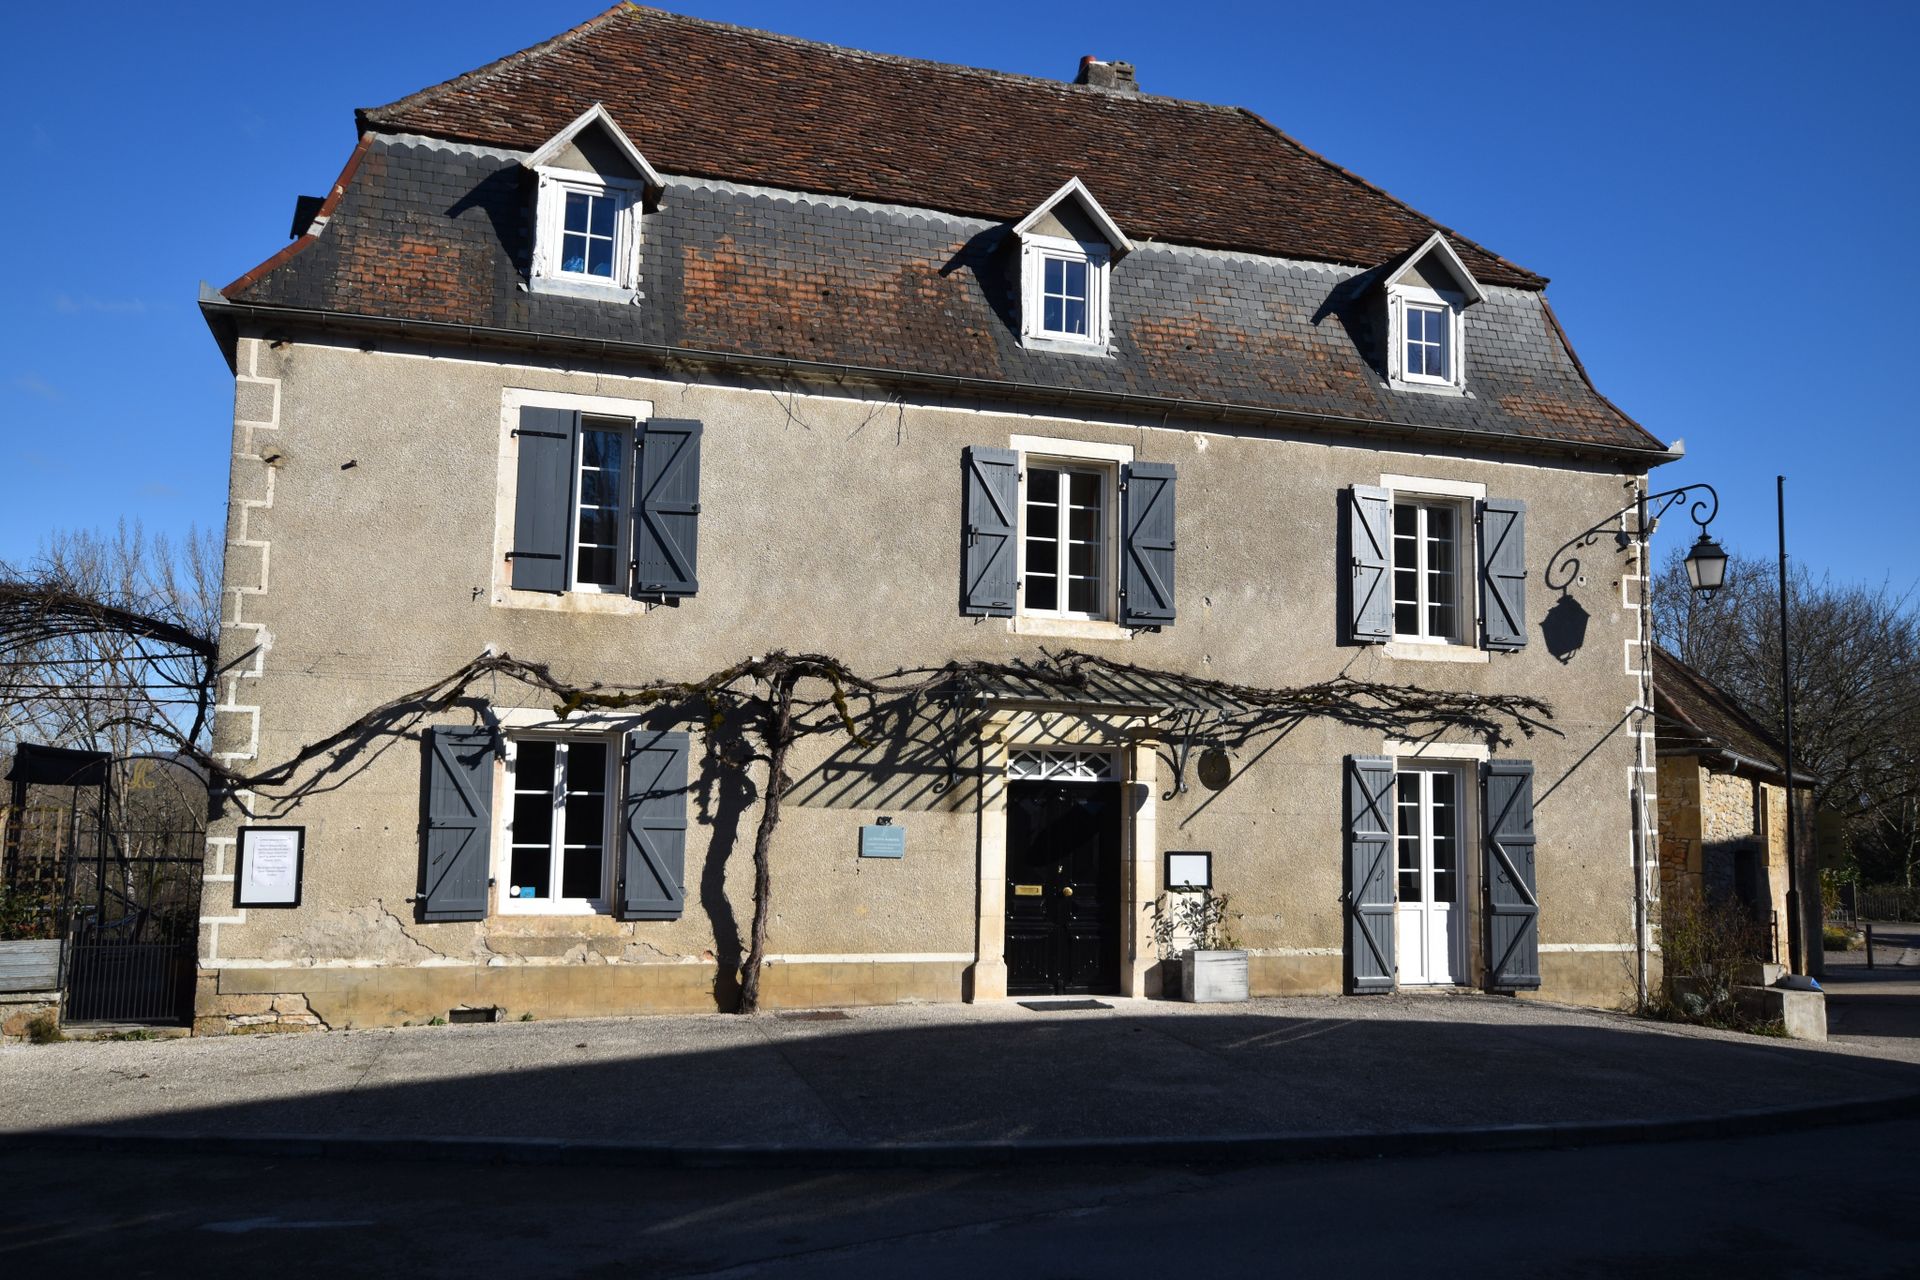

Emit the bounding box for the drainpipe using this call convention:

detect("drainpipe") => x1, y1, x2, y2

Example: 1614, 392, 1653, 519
1631, 480, 1652, 1009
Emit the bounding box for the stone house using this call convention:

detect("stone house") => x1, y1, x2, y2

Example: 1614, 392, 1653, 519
192, 5, 1678, 1032
1653, 647, 1812, 968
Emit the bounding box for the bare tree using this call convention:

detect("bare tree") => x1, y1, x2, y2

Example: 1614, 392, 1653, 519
1651, 546, 1920, 888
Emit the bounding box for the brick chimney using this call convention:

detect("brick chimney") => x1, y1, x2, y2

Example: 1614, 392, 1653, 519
1075, 56, 1139, 94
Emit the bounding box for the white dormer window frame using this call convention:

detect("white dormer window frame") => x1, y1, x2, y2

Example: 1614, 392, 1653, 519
1385, 232, 1484, 396
531, 169, 646, 299
1019, 234, 1112, 351
524, 103, 663, 305
1388, 283, 1466, 391
1012, 177, 1133, 356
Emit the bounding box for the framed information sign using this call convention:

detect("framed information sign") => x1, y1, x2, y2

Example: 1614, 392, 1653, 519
1165, 850, 1212, 892
235, 826, 306, 908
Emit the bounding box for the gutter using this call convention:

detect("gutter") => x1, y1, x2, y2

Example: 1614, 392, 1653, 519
198, 292, 1679, 470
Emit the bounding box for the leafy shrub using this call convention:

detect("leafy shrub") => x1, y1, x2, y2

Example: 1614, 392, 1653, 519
1144, 890, 1239, 956
0, 881, 60, 942
1822, 924, 1855, 951
25, 1011, 65, 1044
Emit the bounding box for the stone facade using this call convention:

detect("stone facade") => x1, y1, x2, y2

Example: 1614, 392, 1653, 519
1657, 756, 1793, 963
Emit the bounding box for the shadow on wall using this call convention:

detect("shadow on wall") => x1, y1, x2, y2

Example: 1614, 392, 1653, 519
17, 1008, 1920, 1149
788, 693, 987, 814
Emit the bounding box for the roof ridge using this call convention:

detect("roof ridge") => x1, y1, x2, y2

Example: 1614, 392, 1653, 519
360, 3, 1253, 128
1232, 107, 1545, 288
357, 3, 629, 128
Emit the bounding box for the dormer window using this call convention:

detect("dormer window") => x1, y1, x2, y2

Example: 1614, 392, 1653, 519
523, 104, 664, 303
1012, 178, 1132, 354
1384, 232, 1484, 394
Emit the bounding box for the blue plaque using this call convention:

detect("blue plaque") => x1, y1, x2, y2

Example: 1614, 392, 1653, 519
860, 825, 906, 859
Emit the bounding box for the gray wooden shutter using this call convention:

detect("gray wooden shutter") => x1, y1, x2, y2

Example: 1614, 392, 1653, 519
1347, 485, 1392, 643
962, 446, 1018, 616
633, 418, 702, 597
1484, 759, 1541, 990
1120, 461, 1177, 627
510, 406, 578, 593
1480, 499, 1528, 651
619, 729, 689, 920
420, 726, 495, 922
1345, 754, 1396, 992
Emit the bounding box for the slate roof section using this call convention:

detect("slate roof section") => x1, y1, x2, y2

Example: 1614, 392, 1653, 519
1654, 647, 1808, 783
357, 5, 1542, 288
222, 139, 1664, 453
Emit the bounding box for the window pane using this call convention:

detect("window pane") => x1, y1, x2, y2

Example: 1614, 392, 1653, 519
566, 741, 607, 793
1062, 259, 1088, 300
588, 194, 614, 237
509, 843, 550, 899
1028, 468, 1059, 503
587, 235, 614, 278
577, 507, 618, 548
580, 469, 619, 509
1395, 600, 1420, 636
1399, 869, 1421, 902
1067, 575, 1100, 615
561, 845, 603, 899
576, 546, 617, 586
1063, 298, 1087, 335
1024, 537, 1057, 573
1043, 296, 1064, 332
516, 741, 554, 791
1068, 502, 1101, 542
564, 192, 590, 233
1432, 870, 1456, 903
1045, 258, 1065, 293
565, 793, 606, 846
1068, 539, 1101, 578
512, 792, 552, 847
581, 428, 621, 469
1024, 574, 1058, 611
562, 233, 588, 274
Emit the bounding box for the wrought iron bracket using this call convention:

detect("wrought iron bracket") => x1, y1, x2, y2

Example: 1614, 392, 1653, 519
1545, 483, 1719, 593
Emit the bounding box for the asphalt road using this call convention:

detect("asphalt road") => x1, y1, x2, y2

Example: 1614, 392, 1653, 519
3, 1116, 1915, 1278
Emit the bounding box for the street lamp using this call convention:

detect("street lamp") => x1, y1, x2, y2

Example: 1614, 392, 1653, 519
1683, 532, 1729, 595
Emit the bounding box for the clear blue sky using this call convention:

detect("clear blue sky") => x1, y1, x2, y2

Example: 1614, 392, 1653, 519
2, 2, 1912, 583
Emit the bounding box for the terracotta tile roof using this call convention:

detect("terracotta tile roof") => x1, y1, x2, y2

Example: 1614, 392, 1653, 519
1654, 647, 1804, 781
358, 4, 1545, 289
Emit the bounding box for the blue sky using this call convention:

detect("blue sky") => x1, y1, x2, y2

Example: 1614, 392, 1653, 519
2, 2, 1913, 583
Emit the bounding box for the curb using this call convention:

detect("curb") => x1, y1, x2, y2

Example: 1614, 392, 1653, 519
10, 1090, 1920, 1170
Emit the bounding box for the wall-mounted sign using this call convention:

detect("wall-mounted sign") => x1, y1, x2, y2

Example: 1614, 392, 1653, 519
1166, 850, 1212, 892
859, 824, 906, 859
1196, 748, 1232, 791
235, 826, 306, 908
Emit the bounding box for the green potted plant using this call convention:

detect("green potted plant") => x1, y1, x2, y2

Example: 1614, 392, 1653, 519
1145, 889, 1247, 1002
0, 880, 63, 996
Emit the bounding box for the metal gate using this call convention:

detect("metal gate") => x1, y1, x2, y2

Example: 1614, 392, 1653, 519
5, 745, 205, 1026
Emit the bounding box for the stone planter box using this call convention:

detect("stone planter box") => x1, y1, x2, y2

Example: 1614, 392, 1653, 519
1181, 949, 1249, 1003
0, 939, 62, 994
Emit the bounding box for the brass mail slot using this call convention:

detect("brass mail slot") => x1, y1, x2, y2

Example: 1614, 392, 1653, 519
1013, 884, 1044, 896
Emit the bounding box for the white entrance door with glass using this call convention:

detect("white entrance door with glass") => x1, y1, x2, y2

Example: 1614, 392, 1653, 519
1395, 766, 1464, 985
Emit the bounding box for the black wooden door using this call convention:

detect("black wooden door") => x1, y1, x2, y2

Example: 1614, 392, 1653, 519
1005, 780, 1122, 995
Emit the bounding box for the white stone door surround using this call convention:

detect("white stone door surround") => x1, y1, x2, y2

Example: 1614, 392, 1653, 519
969, 707, 1160, 1001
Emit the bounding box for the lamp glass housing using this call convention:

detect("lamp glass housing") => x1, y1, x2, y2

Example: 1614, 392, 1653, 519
1684, 534, 1728, 594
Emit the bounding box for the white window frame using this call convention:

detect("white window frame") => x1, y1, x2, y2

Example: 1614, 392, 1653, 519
500, 734, 617, 916
1390, 497, 1470, 645
1020, 234, 1111, 352
1393, 761, 1470, 986
531, 169, 644, 300
1017, 455, 1117, 623
1388, 283, 1466, 393
568, 415, 636, 595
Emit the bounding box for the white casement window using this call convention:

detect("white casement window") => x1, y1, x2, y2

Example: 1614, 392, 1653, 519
1395, 765, 1465, 986
504, 736, 614, 914
532, 172, 643, 297
1392, 499, 1466, 642
1020, 461, 1111, 618
571, 416, 633, 592
1020, 236, 1110, 350
1388, 284, 1466, 392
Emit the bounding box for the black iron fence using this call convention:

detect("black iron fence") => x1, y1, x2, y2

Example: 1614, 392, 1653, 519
1857, 885, 1920, 923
